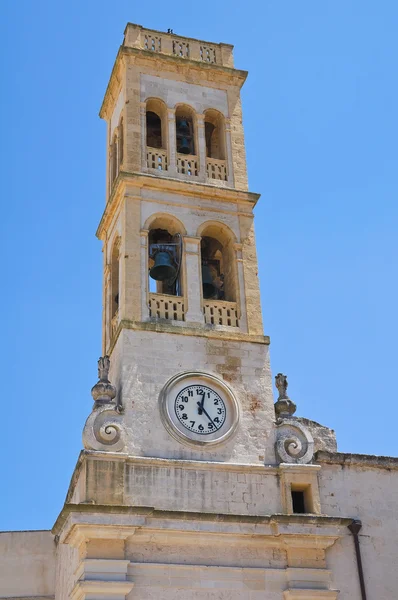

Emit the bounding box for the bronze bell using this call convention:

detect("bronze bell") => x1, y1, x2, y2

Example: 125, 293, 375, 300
149, 251, 177, 281
202, 264, 216, 298
177, 119, 191, 154
177, 137, 191, 154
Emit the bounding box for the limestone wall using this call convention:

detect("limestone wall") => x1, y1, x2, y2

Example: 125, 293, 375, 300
0, 530, 55, 598
110, 328, 276, 463
318, 460, 398, 599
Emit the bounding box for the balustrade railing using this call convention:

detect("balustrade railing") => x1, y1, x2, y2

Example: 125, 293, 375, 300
177, 154, 198, 176
149, 293, 185, 321
147, 147, 168, 171
206, 158, 227, 181
124, 25, 227, 65
203, 300, 238, 327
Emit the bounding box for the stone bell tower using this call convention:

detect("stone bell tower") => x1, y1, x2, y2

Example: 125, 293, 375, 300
92, 22, 276, 464
51, 24, 346, 600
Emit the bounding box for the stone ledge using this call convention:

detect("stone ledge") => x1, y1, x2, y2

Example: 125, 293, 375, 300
315, 450, 398, 470
108, 319, 269, 356
52, 502, 353, 537
97, 170, 260, 240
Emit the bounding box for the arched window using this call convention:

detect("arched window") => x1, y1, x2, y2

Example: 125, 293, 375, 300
146, 99, 168, 171
204, 109, 226, 160
199, 224, 237, 302
146, 111, 162, 148
147, 215, 185, 297
110, 238, 120, 322
109, 132, 118, 189
175, 105, 196, 156
118, 117, 124, 167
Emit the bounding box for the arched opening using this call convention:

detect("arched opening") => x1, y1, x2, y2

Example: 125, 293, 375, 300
146, 111, 162, 148
199, 223, 238, 327
118, 117, 124, 167
147, 215, 184, 297
110, 238, 120, 322
146, 99, 168, 171
175, 105, 196, 156
109, 131, 118, 189
204, 109, 226, 160
199, 223, 237, 303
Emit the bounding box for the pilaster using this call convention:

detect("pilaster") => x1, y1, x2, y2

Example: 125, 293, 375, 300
183, 236, 204, 324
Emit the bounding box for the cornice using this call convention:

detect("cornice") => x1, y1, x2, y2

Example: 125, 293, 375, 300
96, 172, 260, 240
315, 450, 398, 470
100, 46, 247, 119
107, 319, 269, 356
52, 501, 353, 538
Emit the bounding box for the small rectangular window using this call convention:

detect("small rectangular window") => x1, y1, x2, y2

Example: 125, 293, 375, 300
291, 490, 306, 514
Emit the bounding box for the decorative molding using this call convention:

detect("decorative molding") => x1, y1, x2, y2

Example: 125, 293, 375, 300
276, 419, 314, 464
82, 356, 126, 452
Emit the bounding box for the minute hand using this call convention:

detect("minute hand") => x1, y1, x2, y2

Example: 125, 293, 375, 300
200, 405, 217, 428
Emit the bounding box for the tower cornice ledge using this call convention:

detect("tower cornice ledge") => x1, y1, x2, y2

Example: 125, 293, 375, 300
96, 171, 261, 240
108, 319, 269, 355
100, 47, 247, 120
52, 501, 353, 539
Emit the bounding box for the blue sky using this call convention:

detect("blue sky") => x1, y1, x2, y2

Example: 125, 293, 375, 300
1, 1, 397, 531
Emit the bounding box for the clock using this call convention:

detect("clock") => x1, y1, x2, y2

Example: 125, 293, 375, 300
159, 371, 240, 448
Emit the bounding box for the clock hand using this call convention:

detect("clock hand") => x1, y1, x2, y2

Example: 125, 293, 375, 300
200, 405, 217, 428
197, 393, 205, 415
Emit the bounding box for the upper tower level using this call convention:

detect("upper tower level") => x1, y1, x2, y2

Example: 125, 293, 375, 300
98, 24, 264, 357
100, 23, 249, 197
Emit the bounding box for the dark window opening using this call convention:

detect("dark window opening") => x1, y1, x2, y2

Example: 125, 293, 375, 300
205, 122, 215, 157
146, 111, 162, 148
176, 116, 194, 155
291, 490, 306, 514
148, 228, 181, 296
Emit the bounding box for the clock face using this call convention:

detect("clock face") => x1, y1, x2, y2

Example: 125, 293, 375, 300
175, 385, 226, 435
159, 371, 239, 448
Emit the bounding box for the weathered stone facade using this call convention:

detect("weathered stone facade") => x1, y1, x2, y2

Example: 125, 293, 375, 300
1, 22, 397, 600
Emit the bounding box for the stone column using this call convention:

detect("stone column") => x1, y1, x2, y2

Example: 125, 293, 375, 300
140, 230, 149, 321
140, 102, 147, 171
183, 236, 205, 324
167, 108, 177, 176
234, 242, 248, 333
122, 197, 141, 323
225, 118, 234, 187
196, 113, 207, 183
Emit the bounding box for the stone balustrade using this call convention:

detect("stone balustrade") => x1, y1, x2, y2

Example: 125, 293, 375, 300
176, 154, 198, 177
146, 147, 168, 171
206, 157, 228, 181
149, 293, 185, 321
203, 300, 239, 327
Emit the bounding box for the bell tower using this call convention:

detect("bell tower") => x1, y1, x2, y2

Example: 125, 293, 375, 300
95, 22, 275, 463
51, 24, 349, 600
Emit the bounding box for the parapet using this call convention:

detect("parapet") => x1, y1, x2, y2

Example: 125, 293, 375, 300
123, 23, 235, 68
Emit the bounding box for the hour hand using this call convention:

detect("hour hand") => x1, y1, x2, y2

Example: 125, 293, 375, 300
197, 393, 205, 415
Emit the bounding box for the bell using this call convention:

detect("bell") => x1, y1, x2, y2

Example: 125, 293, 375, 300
177, 136, 191, 154
178, 119, 190, 133
149, 251, 177, 281
202, 264, 216, 298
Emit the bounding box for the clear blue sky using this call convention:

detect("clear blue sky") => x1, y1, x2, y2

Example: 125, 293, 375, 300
1, 1, 397, 531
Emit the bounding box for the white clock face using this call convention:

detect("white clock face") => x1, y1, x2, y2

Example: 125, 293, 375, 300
175, 385, 226, 435
159, 371, 239, 448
